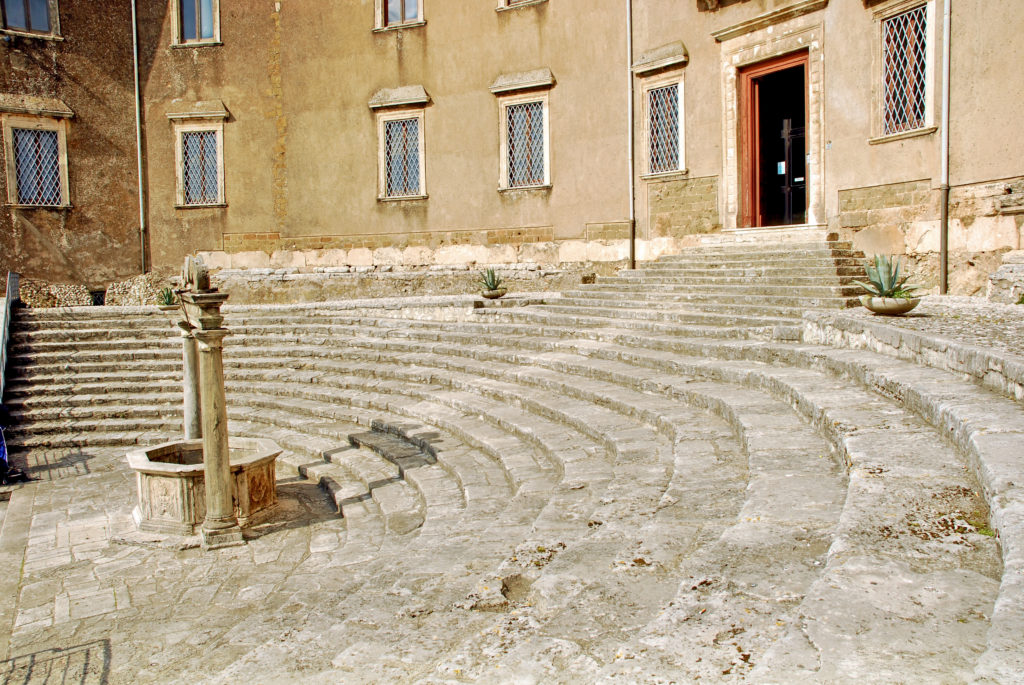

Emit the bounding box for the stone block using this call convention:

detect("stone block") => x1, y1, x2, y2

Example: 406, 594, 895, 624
229, 251, 273, 269
371, 247, 403, 266
585, 240, 629, 262
987, 263, 1024, 303
348, 248, 373, 266
304, 249, 349, 267
965, 215, 1021, 253
197, 251, 231, 269
401, 245, 435, 266
851, 224, 905, 256
518, 241, 560, 265
270, 250, 307, 269
557, 240, 589, 263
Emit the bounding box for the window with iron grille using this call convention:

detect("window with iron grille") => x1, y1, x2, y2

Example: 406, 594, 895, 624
882, 5, 928, 135
11, 127, 62, 206
176, 0, 218, 44
383, 117, 421, 197
1, 0, 53, 34
180, 129, 221, 205
505, 101, 546, 188
648, 84, 680, 174
383, 0, 419, 27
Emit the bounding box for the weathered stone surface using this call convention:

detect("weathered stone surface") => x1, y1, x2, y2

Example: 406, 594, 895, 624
0, 239, 1020, 681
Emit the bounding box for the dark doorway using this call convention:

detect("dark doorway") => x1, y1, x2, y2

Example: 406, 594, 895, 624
740, 52, 808, 227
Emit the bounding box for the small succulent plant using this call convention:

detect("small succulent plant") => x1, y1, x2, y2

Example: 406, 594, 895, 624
854, 255, 920, 299
478, 268, 504, 292
157, 287, 177, 306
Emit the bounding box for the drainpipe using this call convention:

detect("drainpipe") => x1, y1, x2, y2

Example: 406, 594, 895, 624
626, 0, 636, 269
131, 0, 149, 274
939, 0, 952, 294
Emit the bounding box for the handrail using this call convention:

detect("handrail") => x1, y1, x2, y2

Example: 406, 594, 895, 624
1, 272, 20, 403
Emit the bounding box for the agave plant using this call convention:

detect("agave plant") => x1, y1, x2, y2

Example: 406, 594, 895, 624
478, 268, 504, 291
157, 287, 177, 306
854, 255, 920, 298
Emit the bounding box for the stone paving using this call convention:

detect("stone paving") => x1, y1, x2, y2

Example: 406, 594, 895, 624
0, 242, 1021, 683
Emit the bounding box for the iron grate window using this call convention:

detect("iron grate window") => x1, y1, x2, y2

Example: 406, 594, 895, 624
384, 118, 421, 197
507, 101, 545, 188
882, 5, 928, 135
12, 128, 62, 206
182, 130, 219, 205
648, 84, 680, 174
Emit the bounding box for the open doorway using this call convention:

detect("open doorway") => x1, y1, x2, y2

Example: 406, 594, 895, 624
739, 51, 808, 227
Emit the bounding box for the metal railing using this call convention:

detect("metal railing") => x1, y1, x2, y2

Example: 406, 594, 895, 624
1, 272, 20, 403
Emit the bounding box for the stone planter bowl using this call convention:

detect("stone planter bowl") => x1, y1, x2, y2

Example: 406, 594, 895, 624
860, 295, 921, 316
481, 288, 507, 299
127, 437, 281, 535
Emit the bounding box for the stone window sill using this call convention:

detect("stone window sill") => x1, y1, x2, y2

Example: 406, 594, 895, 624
641, 169, 689, 182
4, 202, 71, 209
0, 28, 63, 41
496, 0, 548, 13
175, 203, 227, 209
498, 184, 552, 193
869, 126, 937, 145
373, 20, 426, 33
171, 41, 224, 49
377, 194, 428, 202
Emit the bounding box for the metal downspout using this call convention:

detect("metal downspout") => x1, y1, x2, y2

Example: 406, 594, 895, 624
132, 0, 148, 274
626, 0, 636, 269
939, 0, 952, 294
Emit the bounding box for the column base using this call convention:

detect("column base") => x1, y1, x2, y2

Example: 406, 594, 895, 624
201, 524, 245, 550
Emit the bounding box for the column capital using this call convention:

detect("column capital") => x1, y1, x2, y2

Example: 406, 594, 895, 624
193, 329, 229, 351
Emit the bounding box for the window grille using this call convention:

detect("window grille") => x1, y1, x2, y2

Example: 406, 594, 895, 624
2, 0, 51, 33
882, 5, 927, 135
179, 0, 215, 41
182, 130, 219, 205
507, 101, 545, 188
384, 118, 420, 197
385, 0, 418, 25
648, 84, 680, 174
12, 128, 62, 206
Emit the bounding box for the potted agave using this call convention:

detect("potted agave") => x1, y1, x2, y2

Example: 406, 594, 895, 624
854, 254, 921, 315
156, 287, 179, 311
478, 268, 507, 299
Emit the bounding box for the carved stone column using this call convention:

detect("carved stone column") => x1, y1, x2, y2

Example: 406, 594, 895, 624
181, 287, 243, 549
177, 321, 202, 440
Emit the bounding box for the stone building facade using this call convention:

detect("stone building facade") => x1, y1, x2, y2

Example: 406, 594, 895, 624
2, 0, 1022, 294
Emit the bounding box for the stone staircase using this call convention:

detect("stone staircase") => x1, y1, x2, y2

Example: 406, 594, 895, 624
1, 239, 1022, 682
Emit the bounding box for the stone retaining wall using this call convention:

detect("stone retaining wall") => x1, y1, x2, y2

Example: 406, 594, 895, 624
838, 177, 1024, 296
648, 175, 720, 238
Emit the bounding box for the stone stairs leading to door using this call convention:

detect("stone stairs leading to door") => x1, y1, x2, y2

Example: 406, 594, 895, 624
1, 238, 1022, 682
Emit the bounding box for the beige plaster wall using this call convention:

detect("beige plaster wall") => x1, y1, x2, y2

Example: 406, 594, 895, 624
142, 0, 632, 271
138, 0, 1023, 283
1, 0, 142, 287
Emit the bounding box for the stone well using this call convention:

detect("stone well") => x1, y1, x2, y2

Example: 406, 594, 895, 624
127, 437, 281, 536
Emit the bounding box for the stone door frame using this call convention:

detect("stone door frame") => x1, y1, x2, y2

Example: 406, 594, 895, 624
719, 18, 825, 230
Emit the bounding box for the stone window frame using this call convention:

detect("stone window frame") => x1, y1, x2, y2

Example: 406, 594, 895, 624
1, 113, 71, 209
0, 0, 61, 39
375, 107, 427, 202
373, 0, 425, 32
170, 0, 222, 47
869, 0, 939, 144
639, 70, 687, 180
496, 90, 551, 192
495, 0, 548, 12
171, 118, 226, 208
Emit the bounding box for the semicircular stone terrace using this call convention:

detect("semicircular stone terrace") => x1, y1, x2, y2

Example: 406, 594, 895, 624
2, 241, 1021, 683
